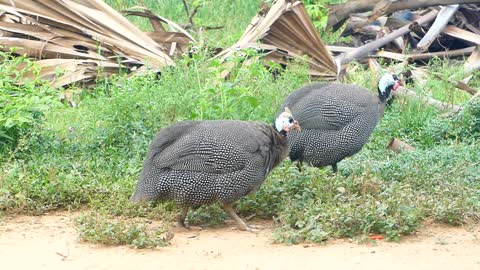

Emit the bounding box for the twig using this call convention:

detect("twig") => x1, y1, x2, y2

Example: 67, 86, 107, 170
375, 46, 476, 61
188, 6, 199, 27
181, 0, 191, 22
202, 26, 224, 31
180, 0, 221, 32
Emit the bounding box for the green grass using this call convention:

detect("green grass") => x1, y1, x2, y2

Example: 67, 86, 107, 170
75, 211, 170, 248
1, 0, 480, 247
105, 0, 262, 47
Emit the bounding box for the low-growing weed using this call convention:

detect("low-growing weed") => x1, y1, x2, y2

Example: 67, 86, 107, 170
75, 211, 169, 248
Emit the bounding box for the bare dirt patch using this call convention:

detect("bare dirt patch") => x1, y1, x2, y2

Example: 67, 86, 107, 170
1, 212, 479, 270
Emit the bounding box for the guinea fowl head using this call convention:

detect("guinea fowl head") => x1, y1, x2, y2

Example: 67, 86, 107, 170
275, 107, 301, 136
378, 73, 402, 102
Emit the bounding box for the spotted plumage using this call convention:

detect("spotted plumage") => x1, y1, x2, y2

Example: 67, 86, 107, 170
130, 113, 300, 231
279, 74, 401, 172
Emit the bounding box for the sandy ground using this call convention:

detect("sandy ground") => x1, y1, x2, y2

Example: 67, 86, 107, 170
1, 212, 479, 270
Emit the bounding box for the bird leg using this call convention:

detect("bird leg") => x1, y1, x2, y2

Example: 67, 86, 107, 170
331, 163, 338, 173
177, 207, 189, 229
296, 161, 303, 172
223, 203, 261, 232
176, 207, 202, 231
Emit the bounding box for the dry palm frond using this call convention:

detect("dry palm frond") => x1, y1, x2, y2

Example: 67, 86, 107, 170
215, 0, 338, 80
0, 0, 195, 87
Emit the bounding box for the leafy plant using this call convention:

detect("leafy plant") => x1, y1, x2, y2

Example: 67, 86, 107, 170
0, 51, 60, 149
75, 211, 169, 248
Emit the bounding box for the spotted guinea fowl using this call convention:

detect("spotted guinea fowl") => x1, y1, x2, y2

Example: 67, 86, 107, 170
130, 108, 300, 231
279, 73, 402, 172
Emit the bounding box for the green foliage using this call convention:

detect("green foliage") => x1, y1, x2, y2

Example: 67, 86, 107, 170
105, 0, 348, 46
105, 0, 262, 47
0, 52, 60, 149
304, 0, 344, 29
420, 58, 472, 104
303, 0, 348, 43
75, 211, 169, 248
237, 142, 479, 244
187, 204, 228, 227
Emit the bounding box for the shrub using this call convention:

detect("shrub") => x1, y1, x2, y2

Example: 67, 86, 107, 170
0, 52, 60, 150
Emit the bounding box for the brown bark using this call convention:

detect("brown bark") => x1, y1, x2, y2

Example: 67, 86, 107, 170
328, 0, 379, 31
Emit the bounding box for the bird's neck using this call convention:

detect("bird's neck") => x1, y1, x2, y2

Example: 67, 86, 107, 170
272, 122, 288, 137
378, 102, 386, 117
377, 86, 392, 103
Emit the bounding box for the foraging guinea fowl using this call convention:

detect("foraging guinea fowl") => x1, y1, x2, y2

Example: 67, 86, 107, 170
279, 73, 402, 172
130, 108, 300, 231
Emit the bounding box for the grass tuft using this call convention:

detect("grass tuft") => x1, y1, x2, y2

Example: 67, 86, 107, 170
75, 211, 170, 248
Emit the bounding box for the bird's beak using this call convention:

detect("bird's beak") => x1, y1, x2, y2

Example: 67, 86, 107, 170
291, 120, 301, 132
393, 80, 402, 91
282, 121, 300, 133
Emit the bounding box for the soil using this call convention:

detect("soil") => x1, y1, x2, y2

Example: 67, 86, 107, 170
1, 212, 479, 270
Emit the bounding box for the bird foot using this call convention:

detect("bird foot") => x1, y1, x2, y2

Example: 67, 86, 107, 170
176, 222, 203, 232
248, 224, 264, 230
237, 224, 263, 233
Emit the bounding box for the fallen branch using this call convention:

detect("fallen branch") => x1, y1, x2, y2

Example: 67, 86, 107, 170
415, 5, 459, 52
326, 45, 355, 53
375, 46, 476, 61
465, 45, 480, 71
328, 0, 381, 32
335, 9, 439, 66
443, 25, 480, 45
433, 75, 478, 96
327, 0, 480, 30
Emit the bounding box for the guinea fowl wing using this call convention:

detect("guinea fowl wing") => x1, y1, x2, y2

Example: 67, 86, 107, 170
151, 127, 248, 174
282, 84, 378, 130
288, 95, 368, 130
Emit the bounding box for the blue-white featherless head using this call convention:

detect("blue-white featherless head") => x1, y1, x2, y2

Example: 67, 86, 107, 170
275, 107, 301, 134
378, 74, 400, 93
378, 73, 402, 102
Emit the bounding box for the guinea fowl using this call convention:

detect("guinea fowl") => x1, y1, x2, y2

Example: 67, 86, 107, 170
130, 108, 300, 231
279, 73, 402, 172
